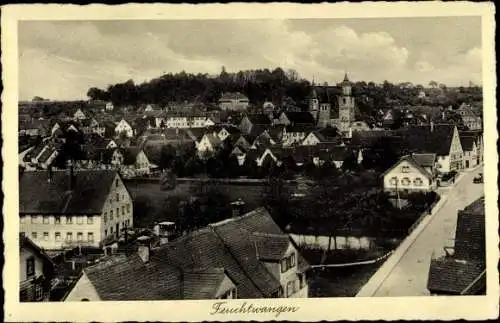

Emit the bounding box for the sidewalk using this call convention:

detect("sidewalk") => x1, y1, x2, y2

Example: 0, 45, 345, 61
355, 193, 448, 297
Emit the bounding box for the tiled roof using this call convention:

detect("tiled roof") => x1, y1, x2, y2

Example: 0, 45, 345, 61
459, 136, 476, 152
396, 124, 456, 156
246, 114, 272, 125
84, 254, 183, 300
285, 124, 316, 134
427, 258, 485, 294
20, 234, 56, 266
282, 111, 316, 125
454, 197, 485, 261
183, 268, 231, 299
382, 155, 433, 180
411, 153, 436, 168
19, 170, 118, 214
252, 232, 291, 261
79, 207, 310, 300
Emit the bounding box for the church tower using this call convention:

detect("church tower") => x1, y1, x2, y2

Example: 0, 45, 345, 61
308, 79, 320, 121
337, 73, 355, 134
317, 89, 331, 128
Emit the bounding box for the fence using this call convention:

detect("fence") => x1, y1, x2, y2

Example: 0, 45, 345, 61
407, 195, 442, 235
310, 250, 393, 269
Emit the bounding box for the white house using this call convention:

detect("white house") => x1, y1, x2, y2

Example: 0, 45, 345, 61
73, 108, 87, 121
19, 169, 134, 250
115, 119, 134, 138
382, 154, 437, 194
197, 134, 223, 157
105, 102, 114, 111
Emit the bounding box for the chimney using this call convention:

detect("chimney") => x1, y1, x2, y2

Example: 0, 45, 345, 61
137, 236, 151, 263
230, 199, 245, 218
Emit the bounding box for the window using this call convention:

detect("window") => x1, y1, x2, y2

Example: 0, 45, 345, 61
401, 177, 411, 186
414, 178, 423, 186
105, 229, 108, 237
281, 258, 288, 273
116, 208, 119, 218
77, 216, 83, 224
66, 232, 73, 242
290, 253, 296, 267
43, 216, 49, 224
110, 210, 113, 220
55, 232, 61, 241
26, 256, 35, 278
115, 180, 119, 188
32, 232, 37, 240
87, 216, 93, 224
390, 177, 398, 185
116, 194, 119, 202
20, 216, 25, 224
110, 227, 114, 234
127, 204, 131, 213
104, 213, 107, 223
31, 216, 36, 224
401, 166, 410, 173
43, 232, 49, 241
66, 216, 73, 224
88, 232, 94, 242
55, 216, 61, 224
122, 206, 125, 215
77, 232, 83, 242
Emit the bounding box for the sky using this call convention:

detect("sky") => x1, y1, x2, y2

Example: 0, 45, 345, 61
18, 17, 482, 101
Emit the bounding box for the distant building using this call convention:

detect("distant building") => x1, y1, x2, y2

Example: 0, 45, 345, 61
382, 153, 438, 194
115, 119, 134, 138
73, 108, 87, 121
218, 92, 250, 111
459, 136, 479, 169
19, 234, 55, 302
107, 147, 152, 178
278, 111, 316, 127
197, 133, 223, 157
427, 197, 485, 295
63, 207, 310, 301
396, 124, 463, 173
105, 102, 114, 111
455, 103, 482, 130
19, 169, 134, 250
239, 114, 272, 134
282, 124, 316, 147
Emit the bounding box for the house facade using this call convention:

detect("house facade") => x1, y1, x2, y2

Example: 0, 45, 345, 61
197, 134, 223, 157
382, 155, 437, 194
20, 235, 55, 302
219, 92, 250, 110
115, 119, 134, 138
19, 169, 134, 250
109, 148, 152, 178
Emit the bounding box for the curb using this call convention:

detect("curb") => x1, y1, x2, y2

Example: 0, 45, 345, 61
355, 194, 449, 297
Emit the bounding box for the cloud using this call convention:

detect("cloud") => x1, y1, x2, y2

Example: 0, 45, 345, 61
18, 20, 482, 100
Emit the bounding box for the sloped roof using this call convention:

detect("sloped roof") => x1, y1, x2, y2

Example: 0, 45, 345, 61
411, 153, 436, 168
427, 258, 485, 295
382, 155, 433, 180
454, 197, 485, 261
20, 234, 55, 266
252, 232, 291, 261
285, 124, 316, 134
246, 114, 272, 125
396, 124, 456, 156
282, 111, 316, 125
459, 136, 476, 152
84, 254, 183, 300
19, 170, 118, 214
183, 268, 233, 299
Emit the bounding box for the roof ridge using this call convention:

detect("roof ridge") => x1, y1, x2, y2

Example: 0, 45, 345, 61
209, 207, 268, 227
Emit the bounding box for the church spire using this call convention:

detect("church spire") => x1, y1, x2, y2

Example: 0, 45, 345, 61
343, 71, 349, 82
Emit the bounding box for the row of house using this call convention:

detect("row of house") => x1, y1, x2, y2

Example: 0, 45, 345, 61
382, 124, 483, 194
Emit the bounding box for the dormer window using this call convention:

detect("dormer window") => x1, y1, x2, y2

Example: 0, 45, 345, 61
281, 253, 296, 273
401, 166, 410, 173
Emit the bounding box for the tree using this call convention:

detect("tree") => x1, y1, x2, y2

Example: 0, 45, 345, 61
429, 80, 438, 88
160, 170, 177, 191
159, 145, 176, 170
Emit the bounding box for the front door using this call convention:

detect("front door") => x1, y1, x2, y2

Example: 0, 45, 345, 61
116, 223, 120, 239
466, 160, 470, 168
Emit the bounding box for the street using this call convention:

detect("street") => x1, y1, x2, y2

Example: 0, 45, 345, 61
369, 166, 484, 297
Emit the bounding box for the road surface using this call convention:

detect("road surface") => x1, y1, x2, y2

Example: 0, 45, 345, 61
370, 166, 484, 296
